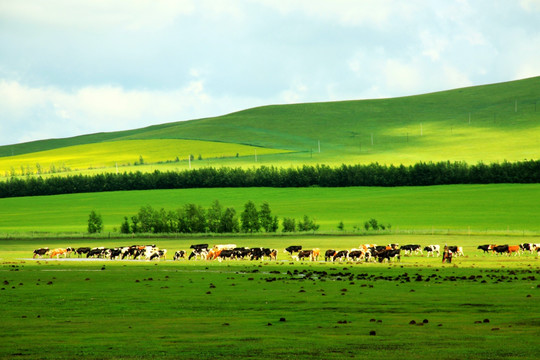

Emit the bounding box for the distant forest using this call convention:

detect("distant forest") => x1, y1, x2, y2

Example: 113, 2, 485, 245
0, 160, 539, 198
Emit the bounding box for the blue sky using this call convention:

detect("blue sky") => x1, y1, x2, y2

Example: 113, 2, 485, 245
1, 0, 539, 146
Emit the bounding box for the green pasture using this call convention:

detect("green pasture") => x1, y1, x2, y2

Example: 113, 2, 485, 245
0, 184, 539, 235
1, 77, 539, 177
0, 234, 538, 360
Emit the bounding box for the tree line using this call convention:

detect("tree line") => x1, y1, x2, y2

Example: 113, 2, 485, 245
111, 201, 319, 234
1, 160, 539, 198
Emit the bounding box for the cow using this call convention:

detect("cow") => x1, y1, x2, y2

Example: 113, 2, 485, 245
296, 250, 313, 261
50, 248, 68, 259
507, 245, 520, 256
173, 250, 186, 260
268, 249, 277, 261
285, 245, 302, 255
401, 244, 422, 255
87, 247, 106, 258
108, 248, 122, 260
477, 244, 496, 254
76, 247, 91, 257
447, 246, 464, 256
520, 243, 537, 254
217, 249, 235, 261
374, 249, 401, 263
424, 245, 440, 257
188, 244, 209, 260
188, 248, 208, 260
33, 247, 49, 259
311, 248, 320, 261
233, 247, 251, 260
493, 245, 509, 255
206, 249, 222, 260
348, 250, 365, 261
324, 250, 336, 262
333, 250, 349, 262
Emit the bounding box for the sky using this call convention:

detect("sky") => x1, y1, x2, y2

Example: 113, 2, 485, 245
1, 0, 539, 146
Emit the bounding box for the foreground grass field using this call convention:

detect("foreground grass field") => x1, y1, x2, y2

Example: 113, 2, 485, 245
0, 235, 538, 360
1, 184, 539, 234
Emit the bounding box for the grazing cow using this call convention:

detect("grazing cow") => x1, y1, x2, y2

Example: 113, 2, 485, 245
206, 249, 222, 260
188, 248, 208, 260
311, 248, 321, 261
424, 245, 440, 257
108, 248, 122, 260
217, 249, 235, 261
297, 250, 313, 261
493, 245, 509, 255
76, 247, 91, 257
33, 247, 49, 259
401, 244, 422, 255
520, 243, 537, 254
173, 250, 186, 260
374, 249, 401, 263
348, 250, 365, 261
268, 249, 277, 261
87, 247, 106, 258
447, 246, 464, 256
325, 250, 336, 262
285, 245, 302, 255
50, 248, 68, 259
333, 250, 349, 262
233, 247, 251, 260
477, 244, 496, 254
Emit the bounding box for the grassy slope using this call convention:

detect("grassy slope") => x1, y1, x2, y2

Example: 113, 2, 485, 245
1, 184, 538, 234
1, 77, 539, 173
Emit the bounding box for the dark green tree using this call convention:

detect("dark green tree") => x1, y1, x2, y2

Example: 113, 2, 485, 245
120, 216, 130, 234
259, 202, 275, 232
87, 210, 103, 233
282, 217, 296, 232
241, 200, 260, 233
207, 200, 223, 233
219, 207, 239, 233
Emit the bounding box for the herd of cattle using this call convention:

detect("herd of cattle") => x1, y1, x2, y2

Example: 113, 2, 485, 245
31, 242, 540, 262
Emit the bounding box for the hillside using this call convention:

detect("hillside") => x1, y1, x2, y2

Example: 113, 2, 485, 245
1, 76, 539, 176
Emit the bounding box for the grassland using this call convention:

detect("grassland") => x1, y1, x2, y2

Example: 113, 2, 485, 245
1, 77, 539, 177
0, 184, 539, 235
0, 235, 538, 360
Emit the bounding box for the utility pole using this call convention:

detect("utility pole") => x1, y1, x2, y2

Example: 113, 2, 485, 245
318, 140, 321, 153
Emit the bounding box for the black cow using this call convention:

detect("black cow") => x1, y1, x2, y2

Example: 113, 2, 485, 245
218, 249, 235, 260
333, 250, 349, 262
33, 247, 49, 258
401, 244, 422, 255
375, 249, 401, 263
87, 247, 106, 258
285, 245, 302, 255
348, 250, 363, 261
493, 245, 509, 255
107, 248, 122, 260
232, 247, 251, 259
477, 244, 496, 254
76, 247, 91, 257
250, 248, 264, 260
325, 249, 336, 262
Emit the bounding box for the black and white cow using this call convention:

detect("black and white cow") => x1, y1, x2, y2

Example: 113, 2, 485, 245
76, 247, 91, 257
173, 250, 186, 260
401, 244, 422, 255
324, 250, 336, 262
333, 250, 349, 262
285, 245, 302, 255
189, 244, 209, 260
424, 245, 440, 257
447, 246, 464, 256
33, 247, 49, 258
108, 248, 122, 260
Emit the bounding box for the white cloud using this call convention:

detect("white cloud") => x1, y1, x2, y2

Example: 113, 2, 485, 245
520, 0, 540, 12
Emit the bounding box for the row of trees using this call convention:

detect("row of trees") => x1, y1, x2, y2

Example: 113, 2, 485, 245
118, 201, 319, 234
1, 160, 539, 198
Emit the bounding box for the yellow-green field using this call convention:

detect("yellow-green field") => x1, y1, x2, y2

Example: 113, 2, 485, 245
0, 139, 292, 176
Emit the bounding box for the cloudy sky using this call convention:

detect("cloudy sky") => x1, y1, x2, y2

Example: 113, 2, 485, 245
1, 0, 539, 146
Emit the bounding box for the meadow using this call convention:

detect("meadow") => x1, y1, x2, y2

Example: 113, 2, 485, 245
0, 235, 538, 360
0, 184, 539, 235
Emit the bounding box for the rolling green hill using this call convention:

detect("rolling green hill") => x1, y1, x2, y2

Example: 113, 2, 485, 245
1, 77, 539, 176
